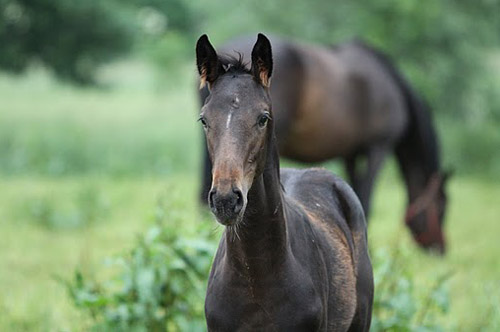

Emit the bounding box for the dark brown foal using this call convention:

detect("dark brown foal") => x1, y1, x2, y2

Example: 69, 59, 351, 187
197, 33, 373, 331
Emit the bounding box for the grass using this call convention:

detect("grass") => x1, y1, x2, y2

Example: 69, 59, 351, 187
0, 176, 196, 331
370, 163, 500, 331
0, 65, 499, 331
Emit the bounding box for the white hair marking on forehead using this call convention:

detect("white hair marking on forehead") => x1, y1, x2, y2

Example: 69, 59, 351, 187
226, 96, 240, 129
226, 110, 233, 129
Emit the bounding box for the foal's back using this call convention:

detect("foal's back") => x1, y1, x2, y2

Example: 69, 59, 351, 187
281, 168, 373, 331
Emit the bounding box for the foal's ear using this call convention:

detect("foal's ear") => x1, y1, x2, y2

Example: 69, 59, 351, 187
196, 34, 223, 89
251, 33, 273, 88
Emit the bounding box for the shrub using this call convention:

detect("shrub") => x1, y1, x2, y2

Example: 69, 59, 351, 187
65, 203, 449, 331
371, 248, 450, 331
63, 211, 215, 331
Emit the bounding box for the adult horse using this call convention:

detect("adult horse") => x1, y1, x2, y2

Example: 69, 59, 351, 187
199, 35, 450, 253
197, 33, 373, 331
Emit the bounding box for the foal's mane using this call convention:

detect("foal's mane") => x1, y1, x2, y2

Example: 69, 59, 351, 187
218, 52, 251, 75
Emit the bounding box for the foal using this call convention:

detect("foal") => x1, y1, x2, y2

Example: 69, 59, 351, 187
196, 33, 373, 332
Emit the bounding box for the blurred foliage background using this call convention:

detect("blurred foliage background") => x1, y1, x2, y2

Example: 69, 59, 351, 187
0, 0, 499, 331
1, 0, 500, 175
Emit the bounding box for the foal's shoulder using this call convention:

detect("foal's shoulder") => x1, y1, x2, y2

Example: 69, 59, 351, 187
280, 167, 336, 188
281, 167, 352, 196
281, 167, 367, 234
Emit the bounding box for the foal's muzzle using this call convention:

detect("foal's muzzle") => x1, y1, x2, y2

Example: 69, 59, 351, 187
209, 187, 244, 225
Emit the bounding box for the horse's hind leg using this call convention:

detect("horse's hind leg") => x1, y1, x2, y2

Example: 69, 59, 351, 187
345, 152, 362, 200
344, 146, 388, 219
344, 152, 368, 214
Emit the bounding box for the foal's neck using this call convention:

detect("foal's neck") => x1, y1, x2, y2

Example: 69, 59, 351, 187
225, 136, 287, 273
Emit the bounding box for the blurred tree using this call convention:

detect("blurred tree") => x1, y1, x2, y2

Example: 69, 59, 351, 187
0, 0, 194, 84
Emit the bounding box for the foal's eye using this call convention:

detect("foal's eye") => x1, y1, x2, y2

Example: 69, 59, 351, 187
198, 116, 208, 129
258, 113, 270, 128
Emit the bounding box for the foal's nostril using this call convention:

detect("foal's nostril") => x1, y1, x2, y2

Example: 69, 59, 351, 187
233, 188, 244, 213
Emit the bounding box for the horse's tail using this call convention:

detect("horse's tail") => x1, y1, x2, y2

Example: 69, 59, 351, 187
356, 41, 440, 176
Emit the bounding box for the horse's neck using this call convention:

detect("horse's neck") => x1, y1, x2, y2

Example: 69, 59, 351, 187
225, 138, 288, 275
404, 165, 429, 202
398, 147, 437, 203
399, 101, 441, 205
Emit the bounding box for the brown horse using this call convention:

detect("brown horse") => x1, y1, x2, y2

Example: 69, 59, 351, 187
199, 35, 450, 253
197, 33, 373, 331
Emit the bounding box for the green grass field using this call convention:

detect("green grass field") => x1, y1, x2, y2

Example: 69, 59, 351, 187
0, 66, 499, 331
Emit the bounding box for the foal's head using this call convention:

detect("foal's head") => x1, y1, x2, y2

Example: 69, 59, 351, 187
196, 33, 274, 226
405, 171, 451, 254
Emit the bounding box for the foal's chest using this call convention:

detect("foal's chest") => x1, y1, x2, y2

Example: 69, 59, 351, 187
205, 265, 324, 331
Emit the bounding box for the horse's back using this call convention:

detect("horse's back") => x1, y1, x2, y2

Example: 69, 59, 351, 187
284, 41, 408, 159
